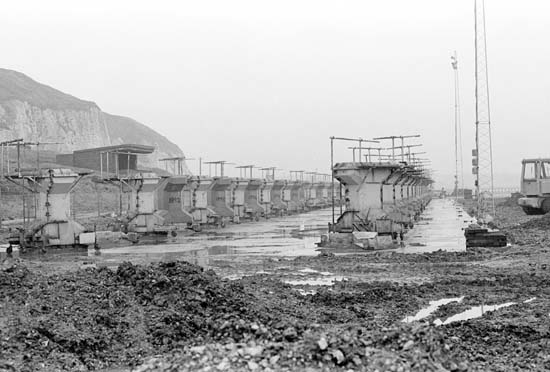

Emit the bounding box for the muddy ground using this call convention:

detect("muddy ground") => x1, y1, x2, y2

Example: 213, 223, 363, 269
2, 198, 550, 371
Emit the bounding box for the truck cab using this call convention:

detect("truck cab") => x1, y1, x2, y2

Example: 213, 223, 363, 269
518, 158, 550, 214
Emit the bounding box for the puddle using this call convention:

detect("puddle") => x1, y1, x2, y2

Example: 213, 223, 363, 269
86, 209, 332, 270
284, 276, 345, 286
434, 302, 517, 325
298, 268, 319, 274
254, 270, 271, 275
399, 198, 471, 253
296, 289, 317, 296
402, 297, 464, 323
297, 268, 334, 276
406, 296, 538, 326
0, 244, 20, 261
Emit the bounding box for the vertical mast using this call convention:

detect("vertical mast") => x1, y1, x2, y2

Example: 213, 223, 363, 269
451, 52, 464, 200
451, 52, 459, 201
474, 0, 495, 219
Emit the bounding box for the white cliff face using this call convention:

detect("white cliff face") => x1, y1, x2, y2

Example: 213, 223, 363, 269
0, 100, 111, 152
0, 68, 188, 174
0, 100, 188, 173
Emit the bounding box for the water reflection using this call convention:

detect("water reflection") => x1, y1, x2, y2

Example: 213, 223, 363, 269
399, 198, 473, 253
91, 209, 332, 268
402, 296, 465, 323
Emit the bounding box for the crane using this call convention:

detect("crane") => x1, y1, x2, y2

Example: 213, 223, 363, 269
474, 0, 495, 220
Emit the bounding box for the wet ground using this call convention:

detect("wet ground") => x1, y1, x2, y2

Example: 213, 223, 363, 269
3, 198, 550, 371
94, 208, 333, 270
400, 198, 474, 253
8, 199, 472, 280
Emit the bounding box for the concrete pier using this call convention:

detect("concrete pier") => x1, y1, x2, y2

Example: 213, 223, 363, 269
244, 179, 265, 220
331, 161, 432, 238
270, 180, 287, 215
260, 179, 274, 217
125, 172, 166, 233
207, 177, 235, 226
156, 176, 194, 225
5, 169, 88, 247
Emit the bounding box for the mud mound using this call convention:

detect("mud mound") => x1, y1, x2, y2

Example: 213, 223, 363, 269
505, 214, 550, 245
296, 249, 491, 267
499, 193, 522, 207
0, 262, 295, 371
2, 259, 550, 371
134, 324, 467, 372
516, 215, 550, 230
443, 305, 550, 371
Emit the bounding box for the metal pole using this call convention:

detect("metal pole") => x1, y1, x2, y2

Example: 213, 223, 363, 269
37, 142, 40, 173
115, 153, 119, 178
339, 183, 343, 215
331, 137, 335, 228
453, 51, 459, 202
119, 181, 123, 215
0, 145, 2, 227
475, 0, 481, 213
17, 141, 21, 177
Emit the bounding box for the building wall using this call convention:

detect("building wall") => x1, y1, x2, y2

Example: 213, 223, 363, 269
56, 153, 74, 167
72, 150, 137, 173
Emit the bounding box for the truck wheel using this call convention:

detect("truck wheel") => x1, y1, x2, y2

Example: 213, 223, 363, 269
542, 199, 550, 214
192, 224, 202, 233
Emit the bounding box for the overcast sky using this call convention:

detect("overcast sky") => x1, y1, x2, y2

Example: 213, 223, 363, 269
2, 0, 549, 188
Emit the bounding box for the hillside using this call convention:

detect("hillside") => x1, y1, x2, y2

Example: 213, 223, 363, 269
104, 113, 182, 160
0, 68, 185, 169
0, 69, 96, 111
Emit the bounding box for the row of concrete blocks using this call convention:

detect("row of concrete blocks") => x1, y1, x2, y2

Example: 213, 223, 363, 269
331, 162, 433, 236
128, 175, 337, 232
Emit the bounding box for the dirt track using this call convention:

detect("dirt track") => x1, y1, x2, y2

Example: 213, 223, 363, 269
2, 199, 550, 371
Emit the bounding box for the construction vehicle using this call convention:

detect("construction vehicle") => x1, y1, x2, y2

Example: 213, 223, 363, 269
518, 158, 550, 215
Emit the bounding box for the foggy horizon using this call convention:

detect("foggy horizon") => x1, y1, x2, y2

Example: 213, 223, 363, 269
2, 0, 549, 189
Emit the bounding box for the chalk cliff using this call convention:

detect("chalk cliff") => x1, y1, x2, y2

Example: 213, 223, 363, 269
0, 68, 184, 169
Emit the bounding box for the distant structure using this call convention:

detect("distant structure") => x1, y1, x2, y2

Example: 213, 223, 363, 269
451, 188, 473, 200
159, 156, 192, 176
56, 144, 155, 174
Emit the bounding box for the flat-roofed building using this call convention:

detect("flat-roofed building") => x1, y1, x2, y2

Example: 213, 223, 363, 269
56, 144, 155, 173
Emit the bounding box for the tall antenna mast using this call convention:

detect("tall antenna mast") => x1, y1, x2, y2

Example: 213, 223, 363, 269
474, 0, 495, 219
451, 51, 464, 200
